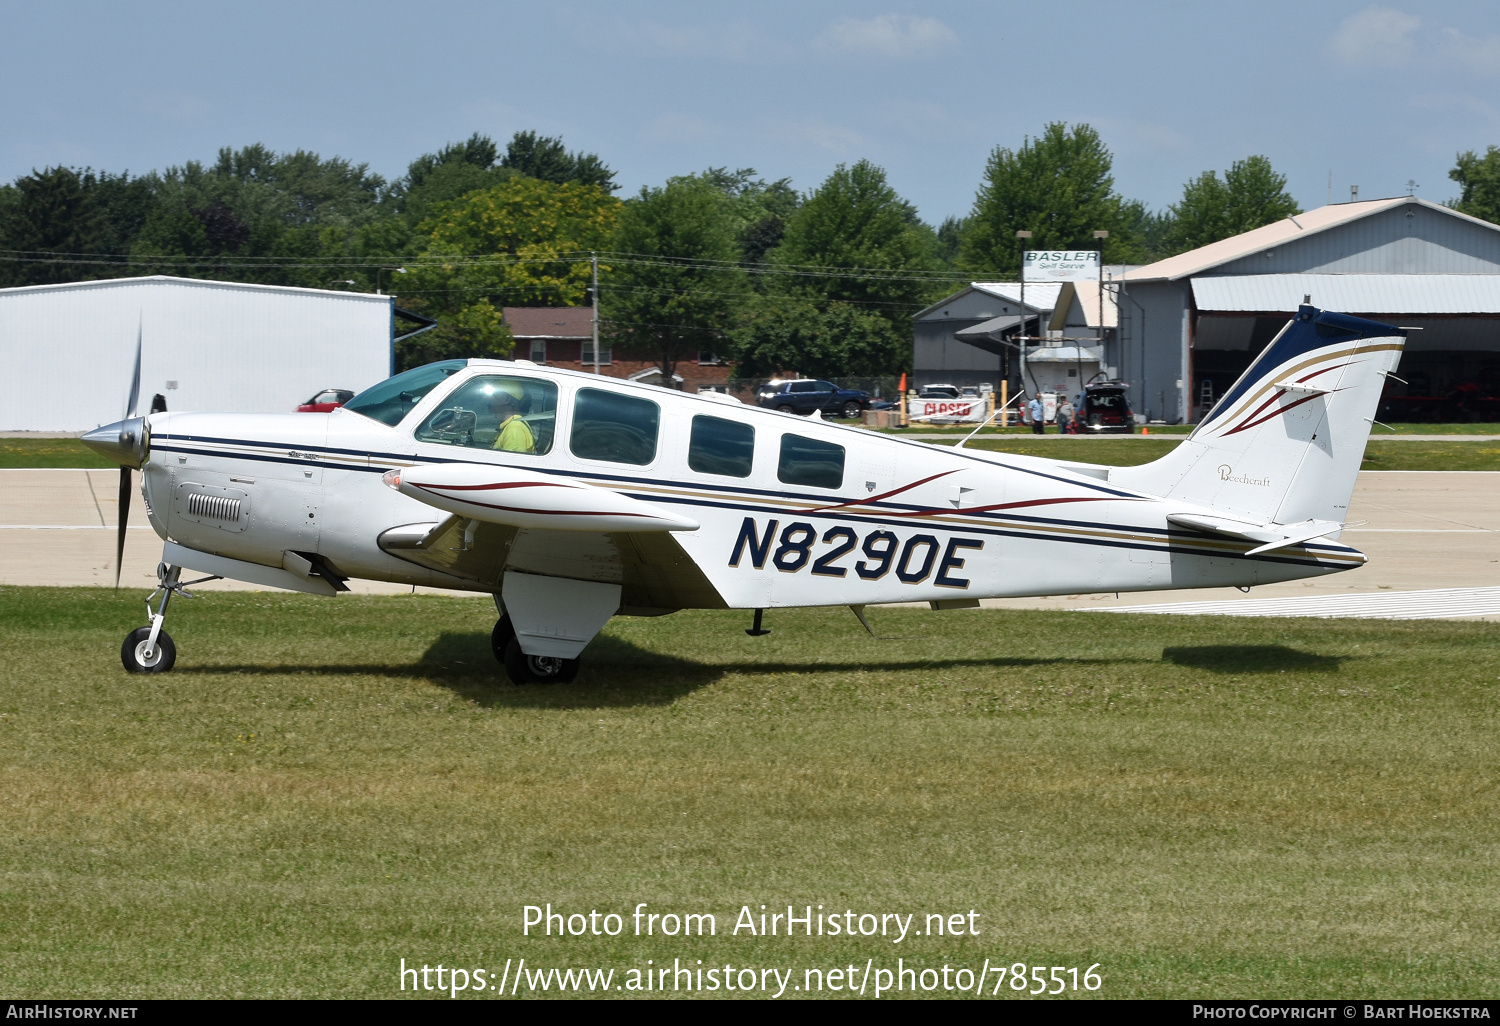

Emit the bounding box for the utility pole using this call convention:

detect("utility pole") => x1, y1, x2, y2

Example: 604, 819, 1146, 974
591, 251, 600, 375
1015, 230, 1032, 408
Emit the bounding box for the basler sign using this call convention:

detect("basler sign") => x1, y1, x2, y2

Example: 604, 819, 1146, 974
1023, 250, 1100, 282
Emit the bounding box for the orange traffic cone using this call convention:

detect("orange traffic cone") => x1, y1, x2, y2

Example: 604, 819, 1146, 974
1141, 427, 1149, 435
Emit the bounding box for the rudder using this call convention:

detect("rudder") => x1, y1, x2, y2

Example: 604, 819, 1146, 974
1115, 304, 1405, 526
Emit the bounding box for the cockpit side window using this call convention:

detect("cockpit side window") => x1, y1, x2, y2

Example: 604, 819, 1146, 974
343, 361, 467, 426
570, 388, 660, 465
414, 375, 558, 454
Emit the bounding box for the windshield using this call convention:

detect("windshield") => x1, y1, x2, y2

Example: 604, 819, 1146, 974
343, 361, 467, 426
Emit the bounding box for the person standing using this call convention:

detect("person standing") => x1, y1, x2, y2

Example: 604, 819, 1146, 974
1057, 396, 1076, 435
1028, 395, 1045, 434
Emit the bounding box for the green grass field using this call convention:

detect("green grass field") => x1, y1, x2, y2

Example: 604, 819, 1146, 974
2, 586, 1496, 999
0, 438, 114, 468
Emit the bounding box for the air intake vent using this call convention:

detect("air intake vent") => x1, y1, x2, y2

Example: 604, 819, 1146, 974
188, 492, 241, 522
174, 482, 251, 533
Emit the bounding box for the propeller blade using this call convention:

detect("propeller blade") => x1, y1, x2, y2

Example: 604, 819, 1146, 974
115, 466, 132, 590
125, 321, 142, 420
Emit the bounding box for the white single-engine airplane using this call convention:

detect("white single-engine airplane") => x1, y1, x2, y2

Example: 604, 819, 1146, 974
84, 304, 1403, 684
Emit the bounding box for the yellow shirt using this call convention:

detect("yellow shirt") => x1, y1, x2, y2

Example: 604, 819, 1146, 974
493, 414, 535, 453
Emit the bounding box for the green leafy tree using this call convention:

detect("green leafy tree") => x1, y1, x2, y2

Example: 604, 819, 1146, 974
733, 160, 936, 376
960, 122, 1138, 275
0, 167, 145, 286
602, 176, 747, 385
730, 297, 907, 378
692, 167, 801, 265
395, 134, 516, 224
1450, 146, 1500, 225
130, 144, 389, 287
936, 215, 967, 267
502, 131, 616, 192
1166, 155, 1299, 252
397, 177, 620, 365
771, 160, 939, 318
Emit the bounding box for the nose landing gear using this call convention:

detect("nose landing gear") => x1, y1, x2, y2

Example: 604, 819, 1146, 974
120, 563, 221, 674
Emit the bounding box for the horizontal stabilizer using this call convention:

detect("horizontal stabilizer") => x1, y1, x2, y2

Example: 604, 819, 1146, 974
384, 463, 699, 533
1167, 512, 1341, 555
1271, 379, 1330, 396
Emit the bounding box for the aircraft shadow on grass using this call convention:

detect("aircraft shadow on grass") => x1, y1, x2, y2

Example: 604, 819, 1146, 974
1161, 645, 1345, 674
175, 633, 1159, 710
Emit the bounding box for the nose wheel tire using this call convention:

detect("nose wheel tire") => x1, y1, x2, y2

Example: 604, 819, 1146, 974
502, 637, 579, 685
121, 626, 176, 674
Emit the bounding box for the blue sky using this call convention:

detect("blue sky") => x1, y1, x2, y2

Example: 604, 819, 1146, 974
5, 1, 1500, 224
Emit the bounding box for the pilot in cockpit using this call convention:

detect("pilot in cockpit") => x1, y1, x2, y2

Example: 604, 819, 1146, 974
488, 380, 535, 453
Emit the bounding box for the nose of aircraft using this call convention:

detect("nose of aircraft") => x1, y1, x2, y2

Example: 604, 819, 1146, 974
81, 417, 148, 469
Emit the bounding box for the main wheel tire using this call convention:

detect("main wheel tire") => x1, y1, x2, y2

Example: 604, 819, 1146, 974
490, 615, 516, 666
841, 401, 862, 419
121, 626, 176, 674
502, 637, 580, 685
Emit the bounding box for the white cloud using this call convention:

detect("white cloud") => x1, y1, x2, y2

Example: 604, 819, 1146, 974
1331, 7, 1421, 65
822, 14, 956, 59
1441, 27, 1500, 76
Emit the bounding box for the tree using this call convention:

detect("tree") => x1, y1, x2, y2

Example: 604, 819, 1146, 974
0, 167, 111, 286
729, 297, 907, 378
1450, 146, 1500, 226
395, 133, 515, 224
692, 166, 801, 265
960, 122, 1138, 275
501, 131, 616, 192
936, 215, 967, 266
1166, 155, 1299, 252
770, 159, 939, 323
602, 176, 747, 385
129, 144, 390, 287
396, 177, 620, 364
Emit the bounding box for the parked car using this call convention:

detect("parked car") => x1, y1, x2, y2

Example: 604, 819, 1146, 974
757, 379, 872, 418
297, 388, 354, 413
1080, 381, 1134, 433
918, 383, 962, 400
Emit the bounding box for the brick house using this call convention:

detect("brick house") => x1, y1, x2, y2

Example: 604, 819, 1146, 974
502, 306, 733, 391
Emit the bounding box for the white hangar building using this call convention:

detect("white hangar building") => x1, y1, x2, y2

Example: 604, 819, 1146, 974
0, 275, 400, 432
1119, 196, 1500, 423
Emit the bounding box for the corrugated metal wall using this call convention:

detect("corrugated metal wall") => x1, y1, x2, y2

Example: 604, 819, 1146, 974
1216, 204, 1500, 275
0, 276, 393, 431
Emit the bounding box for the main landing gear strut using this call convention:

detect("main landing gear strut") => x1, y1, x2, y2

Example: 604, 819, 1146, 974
120, 563, 220, 674
489, 595, 579, 686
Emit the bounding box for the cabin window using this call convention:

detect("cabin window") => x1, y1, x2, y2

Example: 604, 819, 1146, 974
570, 387, 660, 465
343, 360, 466, 426
413, 375, 557, 455
688, 415, 754, 478
778, 434, 844, 490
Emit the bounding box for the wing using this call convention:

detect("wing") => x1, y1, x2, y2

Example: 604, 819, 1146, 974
378, 460, 726, 612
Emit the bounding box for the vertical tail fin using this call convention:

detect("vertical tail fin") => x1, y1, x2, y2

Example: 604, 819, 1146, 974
1115, 305, 1405, 526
